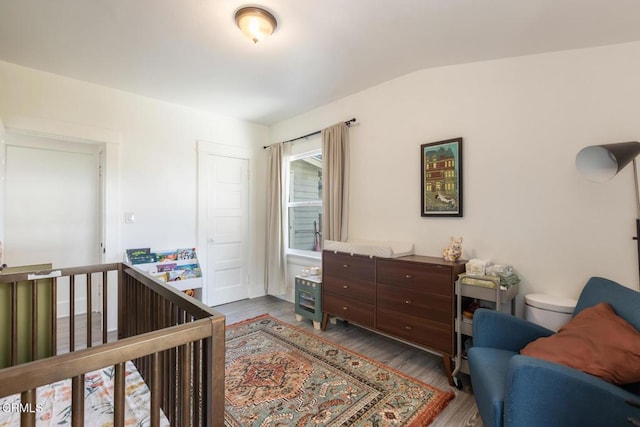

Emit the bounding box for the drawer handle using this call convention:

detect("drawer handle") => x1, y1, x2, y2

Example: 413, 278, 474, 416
405, 300, 412, 304
342, 285, 349, 289
342, 306, 348, 311
405, 274, 413, 279
343, 264, 350, 268
404, 325, 413, 330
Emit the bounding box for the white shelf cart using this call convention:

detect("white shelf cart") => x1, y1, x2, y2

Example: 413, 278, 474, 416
452, 274, 519, 389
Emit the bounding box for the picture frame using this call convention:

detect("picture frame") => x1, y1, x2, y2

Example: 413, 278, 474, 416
421, 137, 463, 217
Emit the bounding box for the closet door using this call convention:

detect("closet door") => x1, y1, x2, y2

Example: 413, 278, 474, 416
4, 133, 100, 269
205, 154, 249, 306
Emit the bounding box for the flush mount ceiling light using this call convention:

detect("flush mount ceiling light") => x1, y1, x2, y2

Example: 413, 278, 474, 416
235, 6, 277, 43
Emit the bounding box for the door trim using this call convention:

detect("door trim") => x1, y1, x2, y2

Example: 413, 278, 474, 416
197, 140, 252, 306
0, 114, 120, 264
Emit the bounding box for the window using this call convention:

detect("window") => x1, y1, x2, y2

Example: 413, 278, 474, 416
287, 149, 322, 255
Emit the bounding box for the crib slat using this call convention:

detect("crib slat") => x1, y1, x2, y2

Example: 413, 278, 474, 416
114, 362, 125, 427
193, 339, 201, 425
138, 282, 143, 336
206, 319, 226, 427
166, 302, 176, 426
136, 284, 142, 375
87, 273, 92, 348
71, 374, 84, 427
11, 281, 17, 366
129, 276, 135, 338
203, 337, 211, 426
52, 277, 58, 356
162, 301, 170, 419
163, 348, 170, 422
31, 279, 38, 361
70, 275, 75, 352
102, 271, 108, 344
143, 285, 150, 377
169, 350, 176, 425
122, 275, 128, 338
20, 389, 36, 427
144, 285, 150, 334
180, 343, 191, 427
117, 266, 125, 340
151, 352, 161, 427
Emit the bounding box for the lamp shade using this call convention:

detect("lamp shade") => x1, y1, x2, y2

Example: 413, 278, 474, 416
576, 141, 640, 182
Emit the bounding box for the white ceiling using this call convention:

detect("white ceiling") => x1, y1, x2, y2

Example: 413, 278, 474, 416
2, 0, 640, 125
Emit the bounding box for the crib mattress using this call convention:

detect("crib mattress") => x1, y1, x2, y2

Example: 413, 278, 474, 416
0, 360, 169, 426
324, 239, 414, 258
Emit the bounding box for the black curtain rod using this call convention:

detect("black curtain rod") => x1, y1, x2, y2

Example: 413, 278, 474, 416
263, 118, 356, 149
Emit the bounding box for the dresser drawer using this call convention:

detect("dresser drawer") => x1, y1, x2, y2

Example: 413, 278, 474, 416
323, 277, 375, 303
323, 292, 374, 328
376, 308, 453, 354
323, 251, 375, 282
376, 259, 452, 296
377, 283, 452, 325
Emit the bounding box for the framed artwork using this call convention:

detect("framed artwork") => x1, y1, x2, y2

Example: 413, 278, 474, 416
421, 137, 463, 217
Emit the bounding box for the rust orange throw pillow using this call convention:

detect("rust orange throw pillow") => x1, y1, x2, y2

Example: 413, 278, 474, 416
521, 302, 640, 384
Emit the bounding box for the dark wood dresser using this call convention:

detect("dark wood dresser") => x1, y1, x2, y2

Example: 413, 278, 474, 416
321, 250, 465, 385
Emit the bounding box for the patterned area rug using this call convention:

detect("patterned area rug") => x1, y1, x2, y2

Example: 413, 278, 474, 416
225, 314, 454, 426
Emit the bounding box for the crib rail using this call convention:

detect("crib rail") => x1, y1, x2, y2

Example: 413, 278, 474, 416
0, 319, 219, 423
0, 262, 225, 427
119, 264, 226, 426
0, 263, 121, 366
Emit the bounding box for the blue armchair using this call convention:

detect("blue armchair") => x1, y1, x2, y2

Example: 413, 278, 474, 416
468, 277, 640, 427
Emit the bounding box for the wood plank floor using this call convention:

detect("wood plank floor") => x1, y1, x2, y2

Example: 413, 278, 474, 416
214, 295, 483, 427
55, 312, 116, 353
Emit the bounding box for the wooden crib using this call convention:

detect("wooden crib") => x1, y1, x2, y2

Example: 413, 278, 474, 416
0, 262, 225, 426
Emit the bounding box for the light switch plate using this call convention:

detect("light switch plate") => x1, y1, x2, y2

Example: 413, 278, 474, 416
125, 212, 136, 223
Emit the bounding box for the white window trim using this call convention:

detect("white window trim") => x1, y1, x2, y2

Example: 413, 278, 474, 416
287, 248, 322, 261
289, 148, 321, 162
286, 148, 322, 258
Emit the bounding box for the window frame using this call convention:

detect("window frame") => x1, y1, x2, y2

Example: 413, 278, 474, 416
286, 148, 322, 259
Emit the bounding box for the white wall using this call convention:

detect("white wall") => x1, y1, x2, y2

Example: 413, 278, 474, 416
270, 41, 640, 312
0, 60, 268, 299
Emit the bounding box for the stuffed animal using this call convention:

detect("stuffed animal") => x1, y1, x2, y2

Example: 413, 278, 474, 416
443, 237, 463, 261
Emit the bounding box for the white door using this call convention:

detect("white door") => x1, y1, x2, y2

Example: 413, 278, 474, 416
206, 155, 249, 306
4, 133, 101, 269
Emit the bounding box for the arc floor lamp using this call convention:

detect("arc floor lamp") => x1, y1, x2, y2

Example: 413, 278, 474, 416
576, 141, 640, 289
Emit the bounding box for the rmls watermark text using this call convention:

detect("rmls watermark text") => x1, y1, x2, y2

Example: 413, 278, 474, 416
1, 403, 44, 413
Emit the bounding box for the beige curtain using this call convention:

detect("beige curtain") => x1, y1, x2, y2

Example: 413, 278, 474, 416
264, 142, 288, 295
321, 122, 350, 244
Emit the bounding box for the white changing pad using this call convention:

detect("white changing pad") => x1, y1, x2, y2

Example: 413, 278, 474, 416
324, 239, 414, 258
